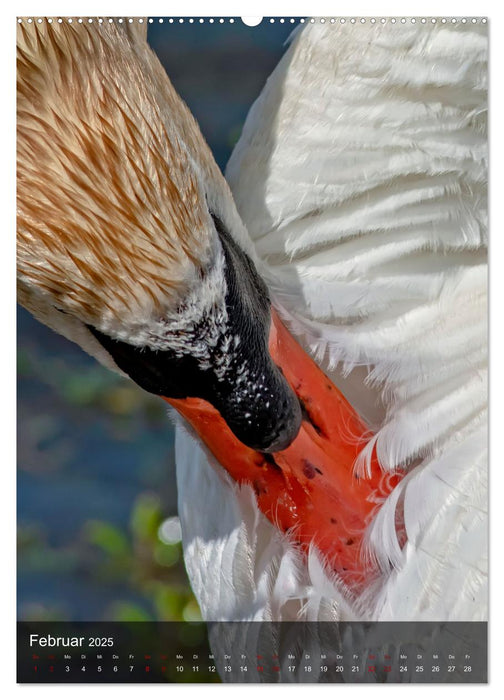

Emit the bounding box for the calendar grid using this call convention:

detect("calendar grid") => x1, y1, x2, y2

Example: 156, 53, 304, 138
18, 621, 487, 683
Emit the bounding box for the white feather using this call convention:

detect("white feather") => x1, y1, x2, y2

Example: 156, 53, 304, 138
176, 20, 487, 622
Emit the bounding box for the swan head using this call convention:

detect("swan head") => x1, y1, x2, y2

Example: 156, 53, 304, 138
17, 19, 301, 452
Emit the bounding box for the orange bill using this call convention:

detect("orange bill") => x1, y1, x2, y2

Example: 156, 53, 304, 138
164, 310, 403, 594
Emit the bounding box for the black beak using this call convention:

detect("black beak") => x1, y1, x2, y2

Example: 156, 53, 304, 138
87, 216, 302, 453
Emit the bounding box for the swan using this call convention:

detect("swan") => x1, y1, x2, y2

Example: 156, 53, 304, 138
17, 15, 487, 636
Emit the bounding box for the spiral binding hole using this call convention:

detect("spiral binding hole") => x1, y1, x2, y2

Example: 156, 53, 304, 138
16, 16, 489, 27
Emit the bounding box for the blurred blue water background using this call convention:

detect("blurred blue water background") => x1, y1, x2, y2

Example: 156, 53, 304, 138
17, 18, 296, 623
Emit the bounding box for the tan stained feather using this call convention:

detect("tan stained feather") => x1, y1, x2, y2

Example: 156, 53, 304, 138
17, 18, 231, 337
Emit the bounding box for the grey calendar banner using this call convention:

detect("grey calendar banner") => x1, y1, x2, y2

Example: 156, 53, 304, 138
18, 621, 487, 683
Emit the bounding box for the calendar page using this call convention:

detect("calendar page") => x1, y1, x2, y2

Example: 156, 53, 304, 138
17, 15, 488, 683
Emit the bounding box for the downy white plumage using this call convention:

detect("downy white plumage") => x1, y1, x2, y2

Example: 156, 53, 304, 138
177, 20, 488, 623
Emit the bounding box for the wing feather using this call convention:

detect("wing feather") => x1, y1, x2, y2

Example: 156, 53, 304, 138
177, 20, 488, 621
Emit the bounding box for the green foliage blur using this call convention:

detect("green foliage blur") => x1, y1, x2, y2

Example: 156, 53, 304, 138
19, 494, 202, 622
18, 334, 202, 624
